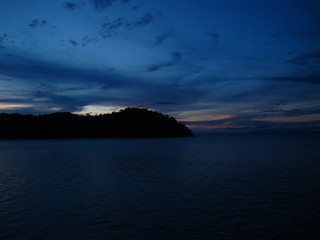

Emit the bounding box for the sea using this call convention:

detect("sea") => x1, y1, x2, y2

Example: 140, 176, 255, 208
0, 133, 319, 240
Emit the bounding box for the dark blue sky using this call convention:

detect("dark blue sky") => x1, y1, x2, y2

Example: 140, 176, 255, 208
0, 0, 319, 132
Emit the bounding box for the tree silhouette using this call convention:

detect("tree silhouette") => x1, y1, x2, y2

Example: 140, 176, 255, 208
0, 108, 193, 139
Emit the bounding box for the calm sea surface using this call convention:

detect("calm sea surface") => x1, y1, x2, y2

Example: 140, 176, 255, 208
0, 133, 320, 240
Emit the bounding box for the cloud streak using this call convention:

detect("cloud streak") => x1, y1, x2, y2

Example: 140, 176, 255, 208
205, 32, 220, 45
286, 52, 320, 65
265, 76, 320, 85
152, 30, 174, 47
147, 52, 182, 72
63, 1, 85, 11
28, 19, 47, 28
92, 0, 131, 11
0, 53, 198, 114
93, 0, 117, 10
186, 113, 320, 133
100, 13, 158, 38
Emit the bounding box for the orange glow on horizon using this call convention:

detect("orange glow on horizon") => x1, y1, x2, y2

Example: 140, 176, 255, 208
254, 113, 320, 123
175, 109, 235, 122
0, 103, 33, 110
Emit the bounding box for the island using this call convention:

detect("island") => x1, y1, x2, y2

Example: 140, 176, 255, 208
0, 107, 193, 138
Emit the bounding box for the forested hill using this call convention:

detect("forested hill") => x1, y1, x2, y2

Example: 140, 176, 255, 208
0, 108, 193, 139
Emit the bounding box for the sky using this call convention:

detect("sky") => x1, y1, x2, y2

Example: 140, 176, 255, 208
0, 0, 320, 132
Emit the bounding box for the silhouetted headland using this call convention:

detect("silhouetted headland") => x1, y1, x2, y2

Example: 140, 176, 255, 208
0, 108, 193, 139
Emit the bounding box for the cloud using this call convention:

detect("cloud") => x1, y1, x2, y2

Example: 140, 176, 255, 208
0, 54, 123, 86
132, 2, 142, 10
152, 30, 174, 47
99, 13, 157, 38
0, 78, 81, 113
92, 0, 130, 10
93, 0, 117, 10
69, 40, 79, 46
62, 1, 85, 10
205, 32, 220, 45
186, 114, 320, 133
279, 106, 320, 117
152, 101, 177, 105
28, 19, 47, 28
0, 34, 12, 49
286, 51, 320, 65
0, 53, 198, 114
147, 52, 182, 72
271, 32, 283, 38
293, 31, 320, 40
0, 34, 9, 43
134, 14, 155, 27
100, 18, 126, 38
265, 76, 320, 85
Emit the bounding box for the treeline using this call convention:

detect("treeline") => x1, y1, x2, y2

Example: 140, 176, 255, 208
0, 108, 193, 139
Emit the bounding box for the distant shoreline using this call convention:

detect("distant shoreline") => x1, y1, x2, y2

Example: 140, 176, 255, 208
0, 108, 193, 139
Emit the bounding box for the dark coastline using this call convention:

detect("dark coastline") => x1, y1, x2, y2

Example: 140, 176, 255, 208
0, 108, 193, 139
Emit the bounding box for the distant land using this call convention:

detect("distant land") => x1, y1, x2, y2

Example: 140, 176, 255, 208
0, 108, 193, 139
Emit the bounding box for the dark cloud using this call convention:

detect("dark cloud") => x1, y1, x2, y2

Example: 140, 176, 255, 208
205, 32, 220, 45
286, 51, 320, 65
100, 18, 125, 38
0, 81, 82, 114
63, 1, 85, 10
132, 3, 142, 10
279, 106, 320, 117
81, 35, 99, 46
92, 0, 130, 10
0, 56, 173, 113
231, 92, 250, 99
135, 14, 154, 27
28, 19, 47, 28
93, 0, 116, 10
147, 52, 182, 72
293, 31, 320, 40
69, 40, 79, 46
264, 40, 272, 46
0, 53, 199, 115
28, 20, 39, 28
271, 32, 283, 38
100, 13, 157, 38
264, 32, 284, 45
0, 34, 9, 43
152, 30, 174, 47
35, 91, 77, 106
153, 101, 176, 105
265, 76, 320, 85
0, 54, 121, 85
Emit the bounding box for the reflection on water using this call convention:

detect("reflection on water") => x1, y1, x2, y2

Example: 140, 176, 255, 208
1, 134, 320, 239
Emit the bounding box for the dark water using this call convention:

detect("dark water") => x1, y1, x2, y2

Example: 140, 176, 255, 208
1, 134, 320, 240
